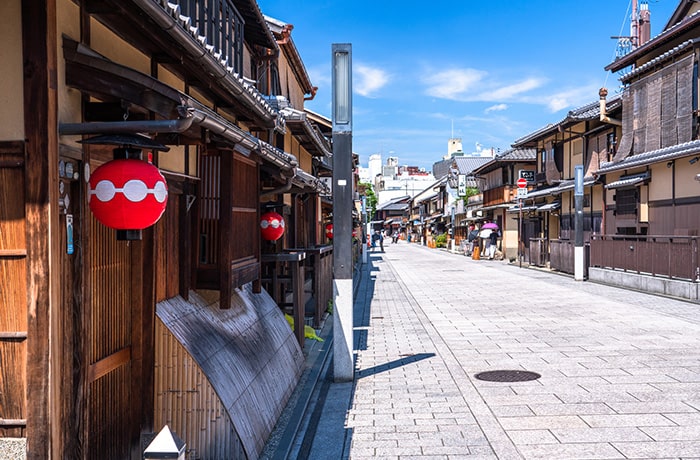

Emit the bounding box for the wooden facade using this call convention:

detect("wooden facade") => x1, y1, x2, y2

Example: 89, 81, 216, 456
1, 0, 333, 458
509, 97, 622, 269
470, 149, 537, 260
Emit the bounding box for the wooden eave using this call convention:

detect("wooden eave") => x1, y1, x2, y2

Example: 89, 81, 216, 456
62, 38, 298, 176
279, 40, 314, 95
84, 0, 278, 129
285, 118, 331, 157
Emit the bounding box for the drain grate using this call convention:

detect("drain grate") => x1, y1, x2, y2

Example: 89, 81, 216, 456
474, 370, 541, 382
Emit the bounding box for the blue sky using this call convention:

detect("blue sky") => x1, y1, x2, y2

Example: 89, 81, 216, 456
257, 0, 679, 170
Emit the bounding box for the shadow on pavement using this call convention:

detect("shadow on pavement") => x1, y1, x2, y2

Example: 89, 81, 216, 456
357, 353, 436, 379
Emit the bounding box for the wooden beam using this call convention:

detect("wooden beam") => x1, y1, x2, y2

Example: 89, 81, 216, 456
22, 0, 58, 458
219, 151, 233, 309
87, 347, 131, 383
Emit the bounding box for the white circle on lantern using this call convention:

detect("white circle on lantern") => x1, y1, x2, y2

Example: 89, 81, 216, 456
94, 180, 117, 202
122, 179, 149, 202
260, 221, 270, 229
153, 181, 167, 202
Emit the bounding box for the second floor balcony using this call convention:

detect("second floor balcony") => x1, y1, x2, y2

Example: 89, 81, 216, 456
482, 185, 518, 206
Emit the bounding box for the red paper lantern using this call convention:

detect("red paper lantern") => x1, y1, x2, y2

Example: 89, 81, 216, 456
325, 223, 333, 239
88, 159, 168, 230
352, 229, 358, 238
260, 212, 285, 241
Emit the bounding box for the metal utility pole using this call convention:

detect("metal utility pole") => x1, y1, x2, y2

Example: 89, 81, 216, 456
574, 165, 584, 281
331, 43, 354, 382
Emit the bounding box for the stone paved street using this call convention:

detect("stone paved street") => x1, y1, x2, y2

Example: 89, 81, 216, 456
307, 242, 700, 460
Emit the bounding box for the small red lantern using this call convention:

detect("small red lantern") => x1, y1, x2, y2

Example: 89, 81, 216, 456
260, 212, 285, 241
352, 229, 358, 238
88, 158, 168, 231
325, 223, 333, 239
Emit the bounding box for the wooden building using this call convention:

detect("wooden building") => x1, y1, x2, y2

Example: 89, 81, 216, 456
588, 0, 700, 288
470, 148, 537, 260
510, 98, 621, 269
0, 0, 332, 459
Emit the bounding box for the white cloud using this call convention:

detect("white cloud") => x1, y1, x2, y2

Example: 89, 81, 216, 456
481, 78, 545, 100
422, 68, 547, 105
485, 103, 508, 113
423, 68, 486, 99
355, 64, 389, 97
538, 84, 601, 112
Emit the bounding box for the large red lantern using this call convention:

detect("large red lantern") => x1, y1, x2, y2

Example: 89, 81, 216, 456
260, 212, 285, 241
325, 223, 333, 239
88, 158, 168, 231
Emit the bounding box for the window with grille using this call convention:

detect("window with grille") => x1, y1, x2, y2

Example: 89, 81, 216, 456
615, 188, 637, 215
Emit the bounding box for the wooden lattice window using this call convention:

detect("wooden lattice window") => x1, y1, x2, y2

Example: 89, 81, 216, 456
615, 188, 637, 216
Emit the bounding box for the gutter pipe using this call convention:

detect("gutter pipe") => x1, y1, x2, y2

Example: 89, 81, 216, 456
59, 108, 297, 172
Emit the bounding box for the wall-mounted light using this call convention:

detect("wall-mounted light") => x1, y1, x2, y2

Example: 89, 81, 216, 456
667, 161, 674, 168
690, 156, 699, 165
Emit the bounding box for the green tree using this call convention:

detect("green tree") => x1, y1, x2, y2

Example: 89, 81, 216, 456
461, 187, 480, 206
358, 182, 377, 221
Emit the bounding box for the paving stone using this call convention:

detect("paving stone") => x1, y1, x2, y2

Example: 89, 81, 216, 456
299, 244, 700, 459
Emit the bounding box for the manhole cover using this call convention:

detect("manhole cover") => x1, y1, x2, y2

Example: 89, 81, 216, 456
474, 370, 541, 382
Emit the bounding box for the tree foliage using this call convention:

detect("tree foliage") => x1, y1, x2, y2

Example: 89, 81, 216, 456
358, 182, 377, 220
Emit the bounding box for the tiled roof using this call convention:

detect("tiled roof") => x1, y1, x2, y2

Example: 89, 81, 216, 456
512, 95, 621, 146
495, 147, 537, 161
453, 156, 492, 174
471, 148, 537, 174
595, 140, 700, 174
606, 9, 700, 73
619, 40, 693, 82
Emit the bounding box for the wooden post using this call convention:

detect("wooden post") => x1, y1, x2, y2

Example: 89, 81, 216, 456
22, 0, 58, 457
219, 152, 232, 309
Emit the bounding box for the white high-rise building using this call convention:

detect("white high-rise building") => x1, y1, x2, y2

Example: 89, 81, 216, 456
444, 138, 463, 159
368, 154, 382, 181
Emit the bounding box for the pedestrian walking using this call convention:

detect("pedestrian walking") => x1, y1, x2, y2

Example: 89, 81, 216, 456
466, 224, 478, 256
488, 228, 498, 259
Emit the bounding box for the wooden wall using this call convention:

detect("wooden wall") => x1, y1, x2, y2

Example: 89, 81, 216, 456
0, 141, 27, 438
153, 318, 245, 460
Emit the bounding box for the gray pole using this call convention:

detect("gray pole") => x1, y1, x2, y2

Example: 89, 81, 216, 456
331, 43, 354, 382
574, 165, 584, 280
518, 199, 523, 268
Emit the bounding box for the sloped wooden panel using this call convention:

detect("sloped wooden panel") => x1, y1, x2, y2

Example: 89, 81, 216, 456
676, 55, 693, 144
645, 73, 662, 152
154, 317, 245, 459
633, 84, 647, 154
156, 287, 303, 459
613, 90, 634, 161
661, 66, 678, 148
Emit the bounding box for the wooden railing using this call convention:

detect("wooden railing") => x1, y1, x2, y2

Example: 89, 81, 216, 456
306, 245, 333, 327
482, 185, 516, 205
528, 238, 547, 267
261, 245, 334, 346
529, 238, 590, 276
549, 240, 575, 275
590, 235, 700, 282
